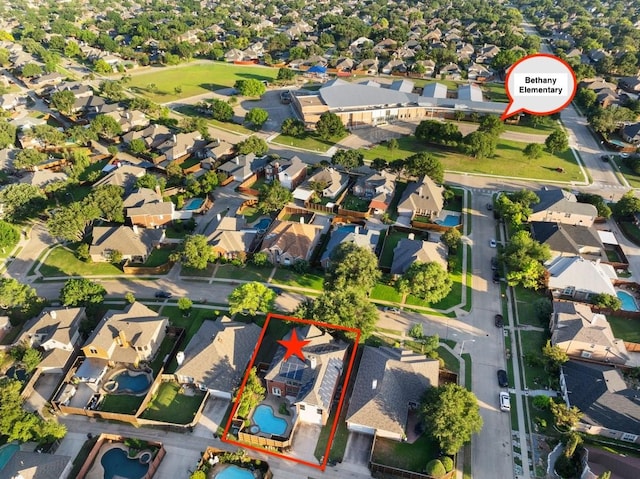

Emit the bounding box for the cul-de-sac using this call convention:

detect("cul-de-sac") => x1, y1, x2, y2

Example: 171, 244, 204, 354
2, 1, 640, 478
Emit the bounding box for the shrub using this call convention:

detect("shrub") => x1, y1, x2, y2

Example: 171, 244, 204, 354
441, 456, 454, 472
424, 459, 446, 478
533, 395, 551, 410
409, 323, 424, 339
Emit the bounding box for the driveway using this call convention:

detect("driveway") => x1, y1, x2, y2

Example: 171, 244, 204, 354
343, 432, 374, 465
289, 423, 322, 465
193, 397, 231, 439
25, 372, 64, 413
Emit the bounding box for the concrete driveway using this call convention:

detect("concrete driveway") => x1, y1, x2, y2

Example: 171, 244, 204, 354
25, 372, 64, 413
289, 423, 322, 464
343, 432, 374, 465
193, 397, 230, 439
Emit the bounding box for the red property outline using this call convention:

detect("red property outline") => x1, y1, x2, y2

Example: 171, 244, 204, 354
221, 313, 361, 471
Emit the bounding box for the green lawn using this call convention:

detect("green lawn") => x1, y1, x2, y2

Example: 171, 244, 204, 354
513, 286, 548, 326
129, 246, 174, 268
371, 434, 439, 472
608, 316, 640, 343
611, 157, 640, 188
370, 283, 402, 302
180, 263, 216, 277
149, 335, 177, 374
314, 404, 350, 462
39, 245, 122, 277
437, 345, 460, 374
617, 220, 640, 246
387, 181, 408, 220
174, 105, 254, 135
362, 136, 583, 182
340, 194, 370, 212
214, 264, 272, 282
126, 61, 279, 102
270, 268, 324, 290
520, 330, 550, 390
272, 131, 347, 153
379, 230, 412, 269
100, 394, 145, 415
237, 206, 263, 223
481, 82, 509, 103
141, 381, 206, 424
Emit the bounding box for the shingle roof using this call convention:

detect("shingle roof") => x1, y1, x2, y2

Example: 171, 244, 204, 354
563, 360, 640, 435
209, 230, 256, 254
90, 225, 163, 258
391, 239, 448, 275
397, 175, 444, 215
175, 317, 262, 393
21, 307, 85, 348
530, 222, 603, 255
93, 164, 145, 192
320, 227, 380, 266
2, 450, 72, 479
532, 189, 597, 217
546, 256, 617, 296
346, 347, 439, 437
261, 220, 323, 260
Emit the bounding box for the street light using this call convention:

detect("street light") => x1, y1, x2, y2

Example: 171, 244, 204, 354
460, 339, 476, 356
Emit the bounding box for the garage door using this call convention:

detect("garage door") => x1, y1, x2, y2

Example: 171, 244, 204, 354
346, 422, 376, 435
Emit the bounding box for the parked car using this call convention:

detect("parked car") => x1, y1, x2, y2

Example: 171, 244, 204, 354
492, 271, 500, 284
489, 239, 497, 248
155, 291, 172, 299
486, 203, 493, 211
620, 153, 630, 159
384, 306, 401, 313
494, 314, 504, 328
497, 369, 508, 388
600, 154, 612, 162
269, 286, 284, 295
499, 392, 511, 412
491, 257, 498, 270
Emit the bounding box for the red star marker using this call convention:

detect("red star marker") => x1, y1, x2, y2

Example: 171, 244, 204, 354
277, 329, 311, 362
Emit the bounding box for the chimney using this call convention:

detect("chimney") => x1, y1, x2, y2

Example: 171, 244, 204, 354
172, 134, 177, 143
309, 356, 317, 370
118, 329, 127, 347
372, 379, 377, 390
418, 187, 423, 197
216, 213, 221, 221
132, 225, 139, 235
299, 216, 305, 224
155, 185, 161, 196
50, 310, 57, 319
354, 225, 360, 234
234, 156, 240, 165
176, 351, 185, 366
408, 233, 415, 240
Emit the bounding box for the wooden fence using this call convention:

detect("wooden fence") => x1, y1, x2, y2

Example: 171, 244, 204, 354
336, 207, 371, 219
237, 430, 294, 449
237, 172, 262, 196
410, 220, 462, 233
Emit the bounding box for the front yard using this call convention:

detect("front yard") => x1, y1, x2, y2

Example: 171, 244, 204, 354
270, 267, 324, 290
272, 131, 347, 153
38, 245, 122, 277
214, 264, 273, 282
371, 434, 440, 472
519, 330, 551, 390
140, 381, 206, 424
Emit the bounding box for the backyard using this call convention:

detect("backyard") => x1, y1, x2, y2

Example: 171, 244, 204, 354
340, 194, 370, 212
519, 330, 551, 390
140, 381, 206, 424
125, 61, 279, 102
607, 316, 640, 343
100, 393, 145, 415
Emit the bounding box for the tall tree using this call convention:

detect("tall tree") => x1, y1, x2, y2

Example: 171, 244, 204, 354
59, 278, 106, 306
545, 129, 569, 153
0, 121, 17, 148
0, 220, 19, 253
245, 108, 269, 128
316, 112, 346, 140
523, 143, 544, 160
176, 234, 211, 270
228, 282, 276, 315
462, 131, 497, 159
234, 79, 266, 97
396, 262, 452, 303
332, 149, 364, 170
0, 278, 37, 310
325, 243, 381, 293
613, 191, 640, 218
234, 367, 266, 418
85, 184, 125, 223
404, 152, 444, 183
0, 183, 46, 221
257, 181, 293, 213
421, 383, 483, 454
478, 115, 505, 137
47, 202, 97, 242
236, 135, 268, 155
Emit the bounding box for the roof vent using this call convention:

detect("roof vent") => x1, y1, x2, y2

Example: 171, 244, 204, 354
372, 379, 378, 390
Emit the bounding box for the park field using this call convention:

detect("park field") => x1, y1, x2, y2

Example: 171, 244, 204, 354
361, 136, 585, 182
126, 61, 280, 102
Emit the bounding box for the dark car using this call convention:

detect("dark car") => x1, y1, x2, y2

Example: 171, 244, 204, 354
492, 271, 500, 283
155, 291, 172, 299
601, 154, 612, 162
494, 314, 504, 328
486, 202, 493, 211
497, 369, 508, 388
269, 286, 284, 295
491, 256, 498, 270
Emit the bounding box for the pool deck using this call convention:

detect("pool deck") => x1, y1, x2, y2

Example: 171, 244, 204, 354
85, 443, 127, 479
250, 396, 294, 438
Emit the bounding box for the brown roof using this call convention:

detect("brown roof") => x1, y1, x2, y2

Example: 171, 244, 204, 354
261, 220, 323, 260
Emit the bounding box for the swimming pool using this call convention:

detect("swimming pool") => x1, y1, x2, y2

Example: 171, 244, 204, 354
616, 290, 638, 312
0, 443, 19, 470
184, 198, 205, 210
254, 218, 271, 231
101, 447, 149, 479
215, 465, 254, 479
107, 371, 152, 394
435, 214, 461, 227
252, 404, 287, 436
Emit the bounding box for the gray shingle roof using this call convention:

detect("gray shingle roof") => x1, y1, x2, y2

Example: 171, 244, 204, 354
346, 347, 439, 437
532, 189, 598, 217
530, 222, 603, 255
391, 239, 448, 275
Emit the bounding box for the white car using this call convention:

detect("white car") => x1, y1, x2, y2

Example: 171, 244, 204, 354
620, 153, 630, 159
499, 392, 511, 412
489, 239, 497, 248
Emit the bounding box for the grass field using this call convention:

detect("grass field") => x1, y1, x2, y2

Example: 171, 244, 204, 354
371, 434, 439, 472
141, 381, 206, 424
361, 136, 583, 182
271, 268, 324, 290
126, 61, 279, 102
513, 286, 547, 326
612, 157, 640, 188
608, 315, 640, 343
39, 245, 122, 277
272, 131, 347, 153
174, 105, 253, 135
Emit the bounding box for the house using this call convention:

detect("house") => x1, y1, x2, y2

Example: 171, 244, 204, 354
156, 131, 204, 162
352, 168, 396, 213
19, 170, 68, 188
209, 228, 257, 259
390, 238, 448, 276
265, 156, 307, 190
89, 225, 164, 263
397, 175, 444, 220
529, 189, 597, 227
621, 123, 640, 144
104, 110, 149, 133
381, 59, 407, 75
467, 62, 493, 82
121, 124, 172, 150
0, 450, 72, 479
346, 346, 439, 440
260, 220, 324, 265
303, 168, 349, 200
217, 153, 270, 182
530, 221, 604, 261
320, 225, 381, 269
124, 187, 174, 228
560, 360, 640, 443
264, 325, 348, 425
546, 256, 617, 300
550, 301, 629, 365
618, 76, 640, 93
92, 164, 146, 194
200, 139, 234, 165
174, 317, 261, 399
81, 302, 168, 366
440, 62, 462, 79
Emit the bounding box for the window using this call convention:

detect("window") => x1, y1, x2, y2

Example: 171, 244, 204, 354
89, 348, 98, 354
622, 433, 638, 442
299, 404, 305, 410
272, 387, 281, 396
581, 351, 592, 358
317, 408, 323, 415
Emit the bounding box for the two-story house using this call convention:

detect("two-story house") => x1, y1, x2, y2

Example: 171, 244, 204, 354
124, 188, 174, 228
397, 175, 444, 221
529, 188, 597, 227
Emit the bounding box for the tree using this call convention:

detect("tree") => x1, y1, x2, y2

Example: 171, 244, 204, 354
0, 220, 19, 252
125, 292, 136, 304
421, 383, 483, 454
277, 68, 296, 81
332, 149, 364, 170
533, 395, 551, 410
21, 348, 42, 373
136, 174, 164, 192
245, 108, 269, 128
545, 129, 569, 153
47, 202, 96, 242
424, 459, 446, 478
306, 288, 378, 341
177, 235, 211, 270
237, 136, 268, 155
495, 190, 540, 229
50, 90, 76, 115
93, 58, 113, 74
228, 282, 275, 315
281, 118, 305, 137
60, 278, 106, 306
234, 79, 266, 97
90, 114, 123, 138
66, 125, 98, 146
441, 228, 462, 252
0, 278, 37, 310
542, 340, 569, 370
415, 120, 462, 146
99, 80, 125, 102
0, 183, 45, 220
589, 106, 636, 135
235, 367, 266, 418
14, 149, 46, 170
86, 184, 125, 223
576, 193, 611, 219
534, 297, 553, 325
387, 138, 398, 151
397, 262, 452, 303
613, 191, 640, 218
591, 293, 622, 310
462, 131, 497, 159
325, 243, 381, 293
210, 99, 234, 122
550, 401, 582, 430
404, 152, 444, 183
502, 231, 551, 289
257, 181, 293, 213
190, 471, 206, 479
178, 297, 193, 314
21, 62, 42, 78
478, 115, 505, 137
0, 121, 16, 148
128, 138, 147, 155
316, 112, 346, 140
523, 143, 544, 161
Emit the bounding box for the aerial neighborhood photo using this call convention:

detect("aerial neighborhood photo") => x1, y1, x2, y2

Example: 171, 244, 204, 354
3, 0, 640, 478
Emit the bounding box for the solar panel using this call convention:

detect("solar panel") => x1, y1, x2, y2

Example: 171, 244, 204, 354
279, 359, 305, 381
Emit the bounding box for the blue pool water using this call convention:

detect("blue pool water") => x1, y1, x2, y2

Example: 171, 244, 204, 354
112, 371, 151, 394
101, 448, 149, 479
0, 443, 19, 470
336, 224, 359, 233
184, 198, 205, 210
435, 214, 461, 227
252, 404, 287, 436
616, 290, 639, 312
215, 465, 255, 479
254, 218, 271, 231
